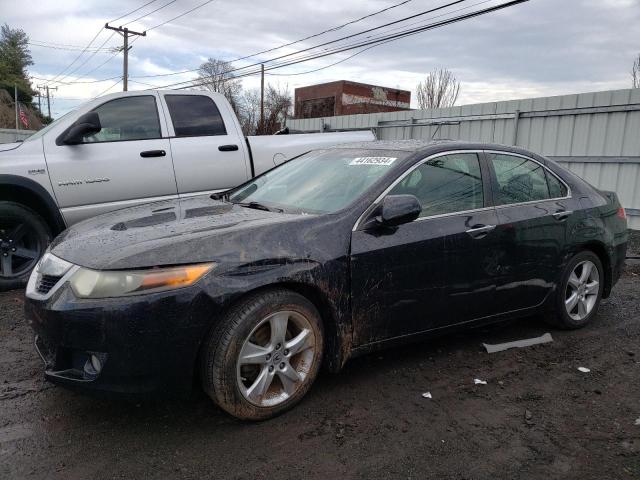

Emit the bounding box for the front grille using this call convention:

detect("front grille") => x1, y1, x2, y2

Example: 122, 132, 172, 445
36, 274, 63, 295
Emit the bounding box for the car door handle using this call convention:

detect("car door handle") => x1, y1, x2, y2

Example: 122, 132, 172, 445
553, 210, 573, 221
218, 144, 239, 152
140, 150, 166, 158
465, 224, 496, 239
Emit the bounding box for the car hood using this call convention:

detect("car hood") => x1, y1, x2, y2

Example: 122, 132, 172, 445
0, 142, 23, 152
50, 195, 314, 270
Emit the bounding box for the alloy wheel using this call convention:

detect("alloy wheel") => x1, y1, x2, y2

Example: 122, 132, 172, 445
236, 310, 317, 407
0, 222, 41, 279
565, 260, 600, 321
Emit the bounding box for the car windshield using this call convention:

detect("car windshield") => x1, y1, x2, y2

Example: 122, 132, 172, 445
228, 148, 408, 214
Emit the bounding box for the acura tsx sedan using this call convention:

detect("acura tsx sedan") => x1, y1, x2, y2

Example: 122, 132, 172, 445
25, 140, 628, 420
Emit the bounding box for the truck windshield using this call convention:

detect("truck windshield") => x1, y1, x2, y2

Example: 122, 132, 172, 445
23, 109, 77, 142
228, 149, 408, 214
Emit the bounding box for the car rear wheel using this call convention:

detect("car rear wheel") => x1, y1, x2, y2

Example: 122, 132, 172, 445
0, 202, 52, 291
201, 288, 324, 420
547, 251, 604, 329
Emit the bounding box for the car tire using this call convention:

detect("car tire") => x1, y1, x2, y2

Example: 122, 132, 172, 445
546, 251, 604, 330
0, 201, 52, 291
201, 288, 324, 420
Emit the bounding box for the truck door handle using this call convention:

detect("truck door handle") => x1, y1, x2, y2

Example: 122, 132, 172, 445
218, 144, 239, 152
465, 224, 496, 239
552, 210, 573, 221
140, 150, 166, 158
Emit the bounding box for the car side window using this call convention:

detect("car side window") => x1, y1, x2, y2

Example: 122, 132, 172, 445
83, 96, 161, 143
546, 170, 568, 198
164, 95, 227, 137
388, 153, 484, 217
489, 153, 550, 205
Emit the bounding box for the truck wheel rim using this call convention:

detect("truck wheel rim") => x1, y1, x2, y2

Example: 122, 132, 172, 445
236, 310, 316, 407
565, 260, 599, 321
0, 222, 42, 279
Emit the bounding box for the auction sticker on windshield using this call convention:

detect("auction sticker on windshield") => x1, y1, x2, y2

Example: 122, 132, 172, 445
349, 157, 397, 166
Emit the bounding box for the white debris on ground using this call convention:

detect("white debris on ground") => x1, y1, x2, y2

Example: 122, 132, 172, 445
474, 379, 488, 385
421, 392, 432, 399
635, 417, 640, 426
483, 333, 553, 353
577, 367, 591, 373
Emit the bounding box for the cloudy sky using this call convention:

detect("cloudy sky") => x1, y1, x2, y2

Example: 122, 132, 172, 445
4, 0, 639, 117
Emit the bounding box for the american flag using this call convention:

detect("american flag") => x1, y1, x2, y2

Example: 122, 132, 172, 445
19, 103, 29, 128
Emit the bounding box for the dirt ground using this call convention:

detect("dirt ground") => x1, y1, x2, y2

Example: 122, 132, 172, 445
1, 265, 639, 479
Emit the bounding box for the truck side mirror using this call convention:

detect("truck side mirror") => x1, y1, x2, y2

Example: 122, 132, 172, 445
60, 112, 102, 145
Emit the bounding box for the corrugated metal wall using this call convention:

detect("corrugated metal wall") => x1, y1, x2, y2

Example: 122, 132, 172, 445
288, 88, 640, 229
0, 128, 35, 143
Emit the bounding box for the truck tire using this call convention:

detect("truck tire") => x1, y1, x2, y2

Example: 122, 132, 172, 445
0, 201, 52, 291
201, 288, 324, 420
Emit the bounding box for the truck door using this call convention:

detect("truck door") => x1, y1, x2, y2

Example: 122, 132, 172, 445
160, 93, 252, 196
43, 93, 177, 224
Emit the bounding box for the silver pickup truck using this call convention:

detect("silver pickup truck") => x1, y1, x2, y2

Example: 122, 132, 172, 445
0, 90, 373, 289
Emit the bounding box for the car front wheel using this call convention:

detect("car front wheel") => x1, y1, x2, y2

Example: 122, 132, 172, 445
548, 251, 604, 329
201, 288, 324, 420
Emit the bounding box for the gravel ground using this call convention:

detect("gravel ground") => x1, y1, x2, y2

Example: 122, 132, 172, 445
1, 262, 639, 479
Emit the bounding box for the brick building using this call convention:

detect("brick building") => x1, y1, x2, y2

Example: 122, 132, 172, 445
294, 80, 411, 119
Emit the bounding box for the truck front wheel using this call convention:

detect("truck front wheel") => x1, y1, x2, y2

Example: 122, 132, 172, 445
0, 201, 52, 291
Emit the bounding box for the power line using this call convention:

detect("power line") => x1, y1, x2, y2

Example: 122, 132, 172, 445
109, 0, 161, 23
28, 42, 113, 52
153, 0, 477, 89
30, 75, 122, 85
43, 29, 104, 85
51, 32, 119, 86
266, 0, 495, 76
231, 0, 415, 64
147, 0, 217, 31
126, 0, 472, 84
39, 0, 167, 86
160, 0, 528, 90
93, 79, 122, 99
128, 0, 418, 80
123, 0, 179, 26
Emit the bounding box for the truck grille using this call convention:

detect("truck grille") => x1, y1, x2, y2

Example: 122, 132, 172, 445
36, 274, 63, 295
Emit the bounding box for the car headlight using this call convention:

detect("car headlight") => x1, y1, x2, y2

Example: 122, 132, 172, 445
68, 263, 215, 299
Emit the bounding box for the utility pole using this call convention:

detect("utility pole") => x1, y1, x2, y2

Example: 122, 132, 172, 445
38, 85, 57, 119
105, 23, 146, 91
259, 64, 264, 134
14, 85, 18, 132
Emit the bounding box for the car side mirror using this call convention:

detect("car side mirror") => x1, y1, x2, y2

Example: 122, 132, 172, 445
373, 194, 422, 228
61, 112, 101, 145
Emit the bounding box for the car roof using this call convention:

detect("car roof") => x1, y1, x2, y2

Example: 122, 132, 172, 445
329, 139, 544, 159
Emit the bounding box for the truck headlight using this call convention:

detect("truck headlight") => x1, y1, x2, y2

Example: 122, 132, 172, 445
69, 263, 215, 299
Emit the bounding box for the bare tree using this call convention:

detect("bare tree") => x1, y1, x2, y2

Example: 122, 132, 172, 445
416, 68, 461, 110
633, 54, 640, 88
197, 58, 242, 114
261, 84, 292, 135
238, 88, 260, 135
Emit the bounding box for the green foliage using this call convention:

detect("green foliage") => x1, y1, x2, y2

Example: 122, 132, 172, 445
0, 24, 34, 104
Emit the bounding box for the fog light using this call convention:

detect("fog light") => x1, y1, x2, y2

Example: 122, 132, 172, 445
90, 354, 102, 373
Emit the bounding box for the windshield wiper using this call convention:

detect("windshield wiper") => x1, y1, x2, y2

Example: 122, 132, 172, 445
235, 201, 283, 213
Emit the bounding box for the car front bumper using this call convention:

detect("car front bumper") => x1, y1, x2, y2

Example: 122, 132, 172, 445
24, 284, 217, 398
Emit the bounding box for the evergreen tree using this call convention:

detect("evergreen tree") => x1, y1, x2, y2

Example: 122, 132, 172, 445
0, 24, 35, 104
